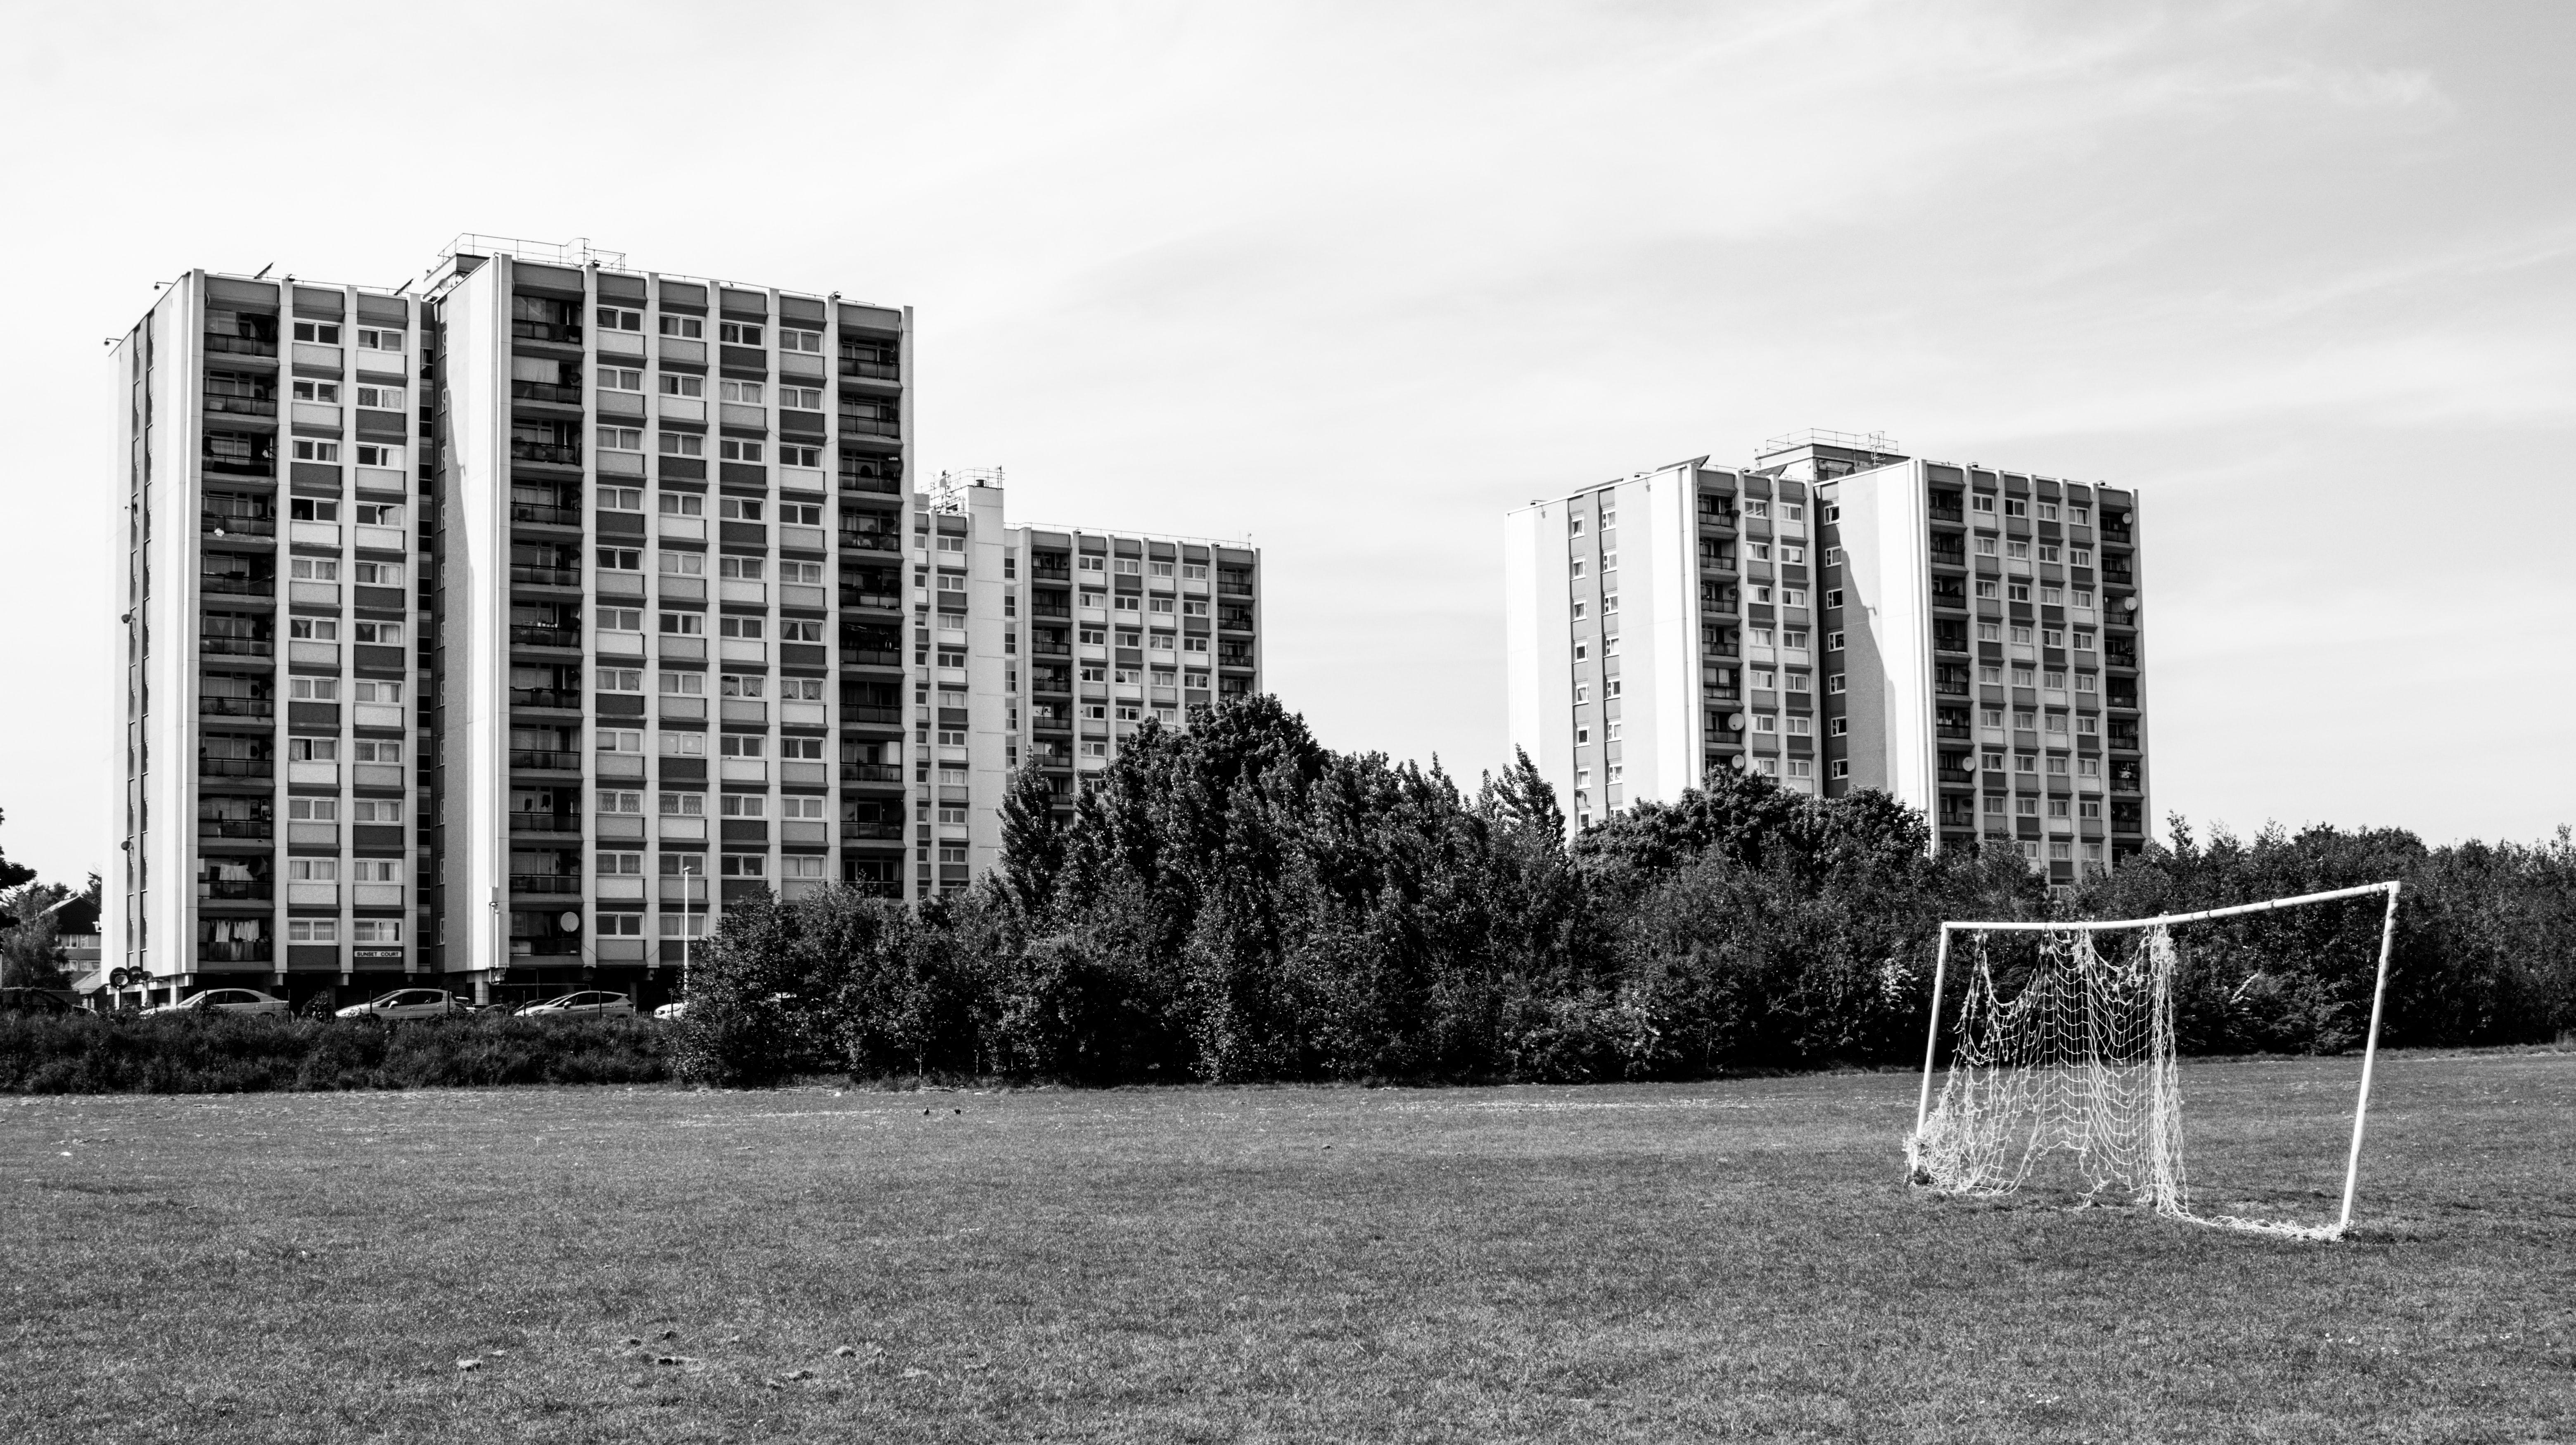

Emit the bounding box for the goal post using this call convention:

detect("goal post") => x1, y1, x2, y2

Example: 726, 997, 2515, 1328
1908, 880, 2402, 1240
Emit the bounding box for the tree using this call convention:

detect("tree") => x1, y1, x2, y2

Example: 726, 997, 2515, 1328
0, 808, 38, 897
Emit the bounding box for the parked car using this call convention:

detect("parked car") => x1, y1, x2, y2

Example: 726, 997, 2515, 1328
652, 1000, 688, 1022
144, 987, 291, 1017
0, 987, 81, 1014
334, 988, 468, 1022
516, 990, 637, 1020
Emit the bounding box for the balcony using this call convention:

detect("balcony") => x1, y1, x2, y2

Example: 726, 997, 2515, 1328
511, 320, 583, 345
510, 625, 581, 649
201, 636, 273, 658
203, 393, 278, 418
1216, 580, 1254, 597
837, 412, 901, 438
510, 379, 584, 405
510, 874, 582, 895
203, 513, 276, 538
199, 757, 273, 779
510, 749, 582, 772
841, 647, 902, 667
509, 441, 582, 467
509, 565, 580, 587
839, 352, 900, 380
841, 763, 903, 784
204, 334, 277, 359
510, 813, 581, 834
841, 589, 901, 611
511, 502, 584, 527
839, 471, 900, 495
510, 687, 579, 711
1030, 641, 1071, 658
197, 880, 273, 902
202, 573, 272, 597
837, 530, 901, 554
845, 704, 905, 726
197, 940, 275, 964
197, 819, 273, 841
842, 822, 905, 841
198, 697, 273, 720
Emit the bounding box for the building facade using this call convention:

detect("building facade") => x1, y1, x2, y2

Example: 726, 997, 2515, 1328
1504, 431, 2149, 880
106, 238, 1260, 1010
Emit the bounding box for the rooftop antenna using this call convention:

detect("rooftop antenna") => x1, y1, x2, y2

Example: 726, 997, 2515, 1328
251, 263, 273, 279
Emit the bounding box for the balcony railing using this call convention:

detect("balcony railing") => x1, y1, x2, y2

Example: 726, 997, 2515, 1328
198, 757, 273, 778
197, 819, 273, 840
203, 514, 276, 537
840, 590, 901, 611
202, 573, 272, 596
203, 393, 278, 417
509, 813, 581, 833
197, 880, 273, 901
837, 531, 901, 553
197, 940, 274, 964
512, 502, 584, 527
510, 625, 581, 649
839, 354, 900, 380
510, 874, 582, 895
839, 472, 900, 495
511, 320, 583, 345
844, 706, 904, 726
841, 763, 902, 783
509, 441, 582, 467
510, 749, 582, 771
1029, 603, 1070, 620
510, 687, 579, 710
840, 647, 902, 667
837, 413, 901, 438
200, 636, 273, 658
1030, 641, 1071, 657
842, 822, 905, 840
199, 697, 273, 719
203, 457, 275, 477
1217, 580, 1255, 597
510, 380, 584, 405
510, 565, 580, 587
204, 334, 278, 358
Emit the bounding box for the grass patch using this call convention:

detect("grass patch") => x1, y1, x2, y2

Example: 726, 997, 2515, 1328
2, 1050, 2570, 1441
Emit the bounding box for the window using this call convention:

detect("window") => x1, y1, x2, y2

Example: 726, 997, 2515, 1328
287, 677, 340, 702
660, 732, 706, 756
658, 493, 705, 518
1781, 545, 1806, 565
659, 912, 708, 939
286, 797, 337, 822
718, 556, 766, 581
599, 668, 643, 693
2077, 715, 2099, 736
1828, 717, 1848, 737
2075, 673, 2098, 694
2007, 583, 2031, 603
659, 374, 705, 397
719, 439, 765, 463
719, 379, 764, 404
2038, 545, 2061, 564
719, 794, 767, 819
1828, 674, 1845, 694
2006, 540, 2030, 561
2010, 625, 2033, 645
720, 498, 764, 522
2046, 713, 2069, 734
599, 609, 643, 633
659, 612, 704, 636
2005, 498, 2028, 518
659, 553, 705, 577
1785, 673, 1810, 694
354, 384, 404, 409
285, 737, 338, 763
597, 547, 642, 572
597, 368, 643, 393
1181, 564, 1209, 580
597, 729, 643, 753
2016, 796, 2040, 816
2069, 506, 2091, 526
353, 679, 400, 704
719, 854, 767, 879
1785, 715, 1812, 735
598, 486, 645, 513
352, 621, 401, 646
1974, 580, 1998, 600
1824, 588, 1843, 609
719, 617, 764, 640
2014, 754, 2038, 774
2011, 666, 2035, 687
292, 379, 339, 403
2073, 589, 2096, 609
291, 320, 341, 345
719, 734, 767, 759
1819, 547, 1840, 566
1747, 541, 1772, 563
1744, 500, 1770, 519
287, 919, 338, 944
1753, 714, 1778, 733
354, 443, 402, 468
1782, 503, 1804, 523
658, 792, 705, 816
660, 432, 704, 456
2041, 628, 2065, 648
2070, 548, 2093, 568
1971, 494, 1995, 514
1975, 536, 1999, 557
1781, 588, 1807, 608
287, 616, 338, 641
780, 444, 822, 469
289, 498, 339, 524
1977, 665, 2002, 685
2079, 757, 2102, 779
2037, 502, 2059, 522
2080, 800, 2103, 820
352, 739, 400, 764
718, 322, 763, 346
781, 328, 823, 353
598, 307, 643, 332
719, 673, 765, 698
659, 315, 704, 339
293, 439, 340, 463
355, 503, 401, 526
597, 790, 643, 815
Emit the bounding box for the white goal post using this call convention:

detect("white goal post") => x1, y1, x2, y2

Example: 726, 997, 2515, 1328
1908, 881, 2401, 1240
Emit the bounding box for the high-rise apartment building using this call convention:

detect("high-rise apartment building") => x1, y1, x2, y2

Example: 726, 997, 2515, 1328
1504, 431, 2149, 880
106, 237, 1260, 1010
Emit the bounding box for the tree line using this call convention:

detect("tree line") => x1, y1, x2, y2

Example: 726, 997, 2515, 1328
663, 696, 2572, 1086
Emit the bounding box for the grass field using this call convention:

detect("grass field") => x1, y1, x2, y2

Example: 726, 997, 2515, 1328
4, 1051, 2571, 1443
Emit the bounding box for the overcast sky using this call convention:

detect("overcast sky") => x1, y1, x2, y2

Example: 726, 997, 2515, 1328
1, 0, 2569, 882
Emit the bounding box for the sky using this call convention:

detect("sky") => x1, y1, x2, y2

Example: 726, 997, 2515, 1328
0, 0, 2570, 883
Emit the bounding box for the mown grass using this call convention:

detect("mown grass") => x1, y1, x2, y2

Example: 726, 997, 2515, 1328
2, 1049, 2569, 1443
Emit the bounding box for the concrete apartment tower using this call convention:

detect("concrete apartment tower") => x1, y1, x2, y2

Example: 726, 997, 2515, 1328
106, 237, 1262, 1011
1504, 430, 2149, 880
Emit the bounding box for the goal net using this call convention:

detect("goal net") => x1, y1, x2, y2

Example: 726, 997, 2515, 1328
1906, 882, 2400, 1241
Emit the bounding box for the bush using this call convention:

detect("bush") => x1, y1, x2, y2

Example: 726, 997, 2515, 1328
0, 1012, 667, 1094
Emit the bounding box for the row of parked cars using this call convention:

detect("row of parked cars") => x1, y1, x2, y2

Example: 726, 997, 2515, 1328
138, 988, 687, 1021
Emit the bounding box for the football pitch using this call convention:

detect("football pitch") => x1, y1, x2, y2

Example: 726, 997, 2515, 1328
4, 1051, 2570, 1443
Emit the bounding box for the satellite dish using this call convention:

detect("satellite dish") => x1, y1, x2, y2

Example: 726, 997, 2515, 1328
2123, 595, 2139, 612
1959, 754, 1977, 773
1730, 753, 1750, 771
558, 911, 581, 933
1727, 713, 1746, 732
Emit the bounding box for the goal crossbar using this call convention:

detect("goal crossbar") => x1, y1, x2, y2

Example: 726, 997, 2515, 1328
1912, 879, 2401, 1239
